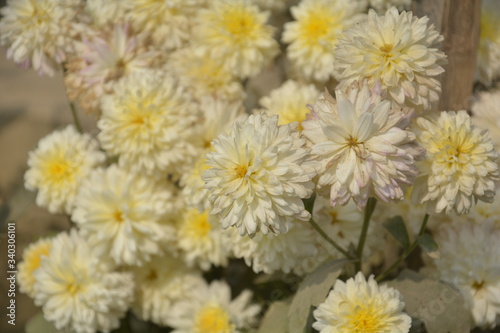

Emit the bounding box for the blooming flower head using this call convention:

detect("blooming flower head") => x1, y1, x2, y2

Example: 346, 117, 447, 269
17, 237, 52, 299
411, 111, 500, 214
72, 165, 177, 266
24, 125, 106, 214
0, 0, 84, 76
203, 114, 315, 236
313, 272, 411, 333
34, 230, 134, 333
335, 7, 447, 111
282, 0, 367, 82
168, 280, 261, 333
98, 70, 199, 177
471, 90, 500, 148
302, 81, 423, 208
84, 0, 129, 27
258, 79, 320, 131
477, 0, 500, 86
193, 0, 279, 78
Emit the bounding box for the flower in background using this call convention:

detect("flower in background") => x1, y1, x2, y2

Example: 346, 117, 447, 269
203, 114, 315, 236
335, 7, 447, 111
302, 81, 423, 208
193, 0, 279, 78
168, 280, 260, 333
411, 111, 499, 214
34, 230, 134, 333
477, 0, 500, 86
0, 0, 84, 76
313, 272, 411, 333
282, 0, 367, 82
368, 0, 411, 13
17, 237, 52, 299
471, 90, 500, 148
84, 0, 129, 27
24, 125, 106, 214
257, 80, 320, 131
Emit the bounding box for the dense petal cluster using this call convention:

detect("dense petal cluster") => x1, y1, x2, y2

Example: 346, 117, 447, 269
17, 237, 52, 298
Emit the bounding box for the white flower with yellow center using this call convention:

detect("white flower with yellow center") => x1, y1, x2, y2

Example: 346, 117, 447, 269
411, 111, 500, 215
72, 165, 176, 266
313, 272, 411, 333
203, 114, 315, 236
193, 0, 279, 78
98, 70, 199, 177
335, 7, 447, 111
168, 280, 260, 333
17, 237, 52, 299
24, 125, 106, 214
0, 0, 84, 76
302, 82, 423, 208
472, 90, 500, 148
282, 0, 367, 82
477, 0, 500, 86
258, 80, 320, 131
34, 230, 134, 333
369, 0, 411, 13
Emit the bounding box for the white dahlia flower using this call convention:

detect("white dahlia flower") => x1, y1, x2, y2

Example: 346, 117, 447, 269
335, 7, 447, 111
411, 111, 500, 214
282, 0, 367, 82
302, 82, 423, 208
203, 114, 315, 236
313, 272, 411, 333
193, 0, 279, 78
17, 237, 52, 299
477, 0, 500, 86
24, 125, 106, 214
471, 90, 500, 147
34, 230, 134, 333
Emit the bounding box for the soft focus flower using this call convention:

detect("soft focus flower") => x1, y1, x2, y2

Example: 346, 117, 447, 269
313, 272, 411, 333
302, 82, 423, 208
0, 0, 84, 76
335, 7, 447, 111
17, 237, 52, 299
193, 0, 279, 78
282, 0, 367, 82
24, 125, 105, 214
369, 0, 411, 13
411, 111, 499, 214
84, 0, 128, 27
477, 0, 500, 86
203, 114, 315, 236
72, 165, 177, 266
168, 280, 261, 333
471, 90, 500, 147
34, 230, 134, 333
98, 70, 199, 177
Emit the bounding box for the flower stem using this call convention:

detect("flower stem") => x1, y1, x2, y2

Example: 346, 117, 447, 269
355, 197, 377, 272
308, 218, 353, 259
69, 101, 83, 133
376, 213, 430, 282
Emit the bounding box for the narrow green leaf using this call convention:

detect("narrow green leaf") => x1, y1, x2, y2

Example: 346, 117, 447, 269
417, 234, 440, 259
384, 216, 410, 249
258, 301, 289, 333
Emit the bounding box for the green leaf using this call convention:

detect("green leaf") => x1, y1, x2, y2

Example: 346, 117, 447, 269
417, 234, 440, 259
25, 313, 59, 333
258, 301, 289, 333
384, 216, 410, 249
287, 259, 346, 333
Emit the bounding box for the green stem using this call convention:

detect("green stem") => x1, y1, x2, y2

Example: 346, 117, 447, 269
376, 213, 430, 282
308, 218, 353, 259
69, 102, 83, 133
355, 197, 377, 272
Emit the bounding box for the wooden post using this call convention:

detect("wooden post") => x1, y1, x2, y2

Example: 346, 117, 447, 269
412, 0, 482, 111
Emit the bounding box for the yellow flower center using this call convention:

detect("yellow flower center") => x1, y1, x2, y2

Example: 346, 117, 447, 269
66, 280, 82, 295
24, 242, 51, 279
113, 210, 124, 223
279, 107, 307, 131
346, 305, 387, 333
234, 165, 248, 178
146, 269, 158, 281
194, 305, 234, 333
347, 136, 360, 147
184, 210, 212, 239
44, 157, 76, 185
299, 10, 341, 46
220, 6, 259, 44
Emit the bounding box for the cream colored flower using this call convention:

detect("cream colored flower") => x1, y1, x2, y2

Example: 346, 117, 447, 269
17, 237, 52, 299
282, 0, 367, 82
24, 125, 106, 214
472, 90, 500, 147
34, 230, 134, 333
302, 82, 423, 208
84, 0, 129, 27
193, 0, 279, 78
313, 272, 411, 333
203, 114, 315, 236
335, 7, 447, 111
477, 0, 500, 86
411, 111, 500, 214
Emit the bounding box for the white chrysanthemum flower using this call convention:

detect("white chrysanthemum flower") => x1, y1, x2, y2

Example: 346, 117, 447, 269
17, 237, 52, 299
24, 125, 106, 214
258, 80, 320, 131
472, 90, 500, 147
302, 82, 423, 208
434, 222, 500, 328
193, 0, 279, 78
34, 230, 134, 333
72, 165, 177, 266
168, 280, 261, 333
477, 0, 500, 86
203, 114, 315, 236
282, 0, 367, 82
229, 220, 317, 275
84, 0, 129, 27
411, 111, 500, 214
98, 70, 199, 177
0, 0, 84, 76
335, 7, 447, 111
131, 254, 205, 327
369, 0, 411, 13
313, 272, 412, 333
